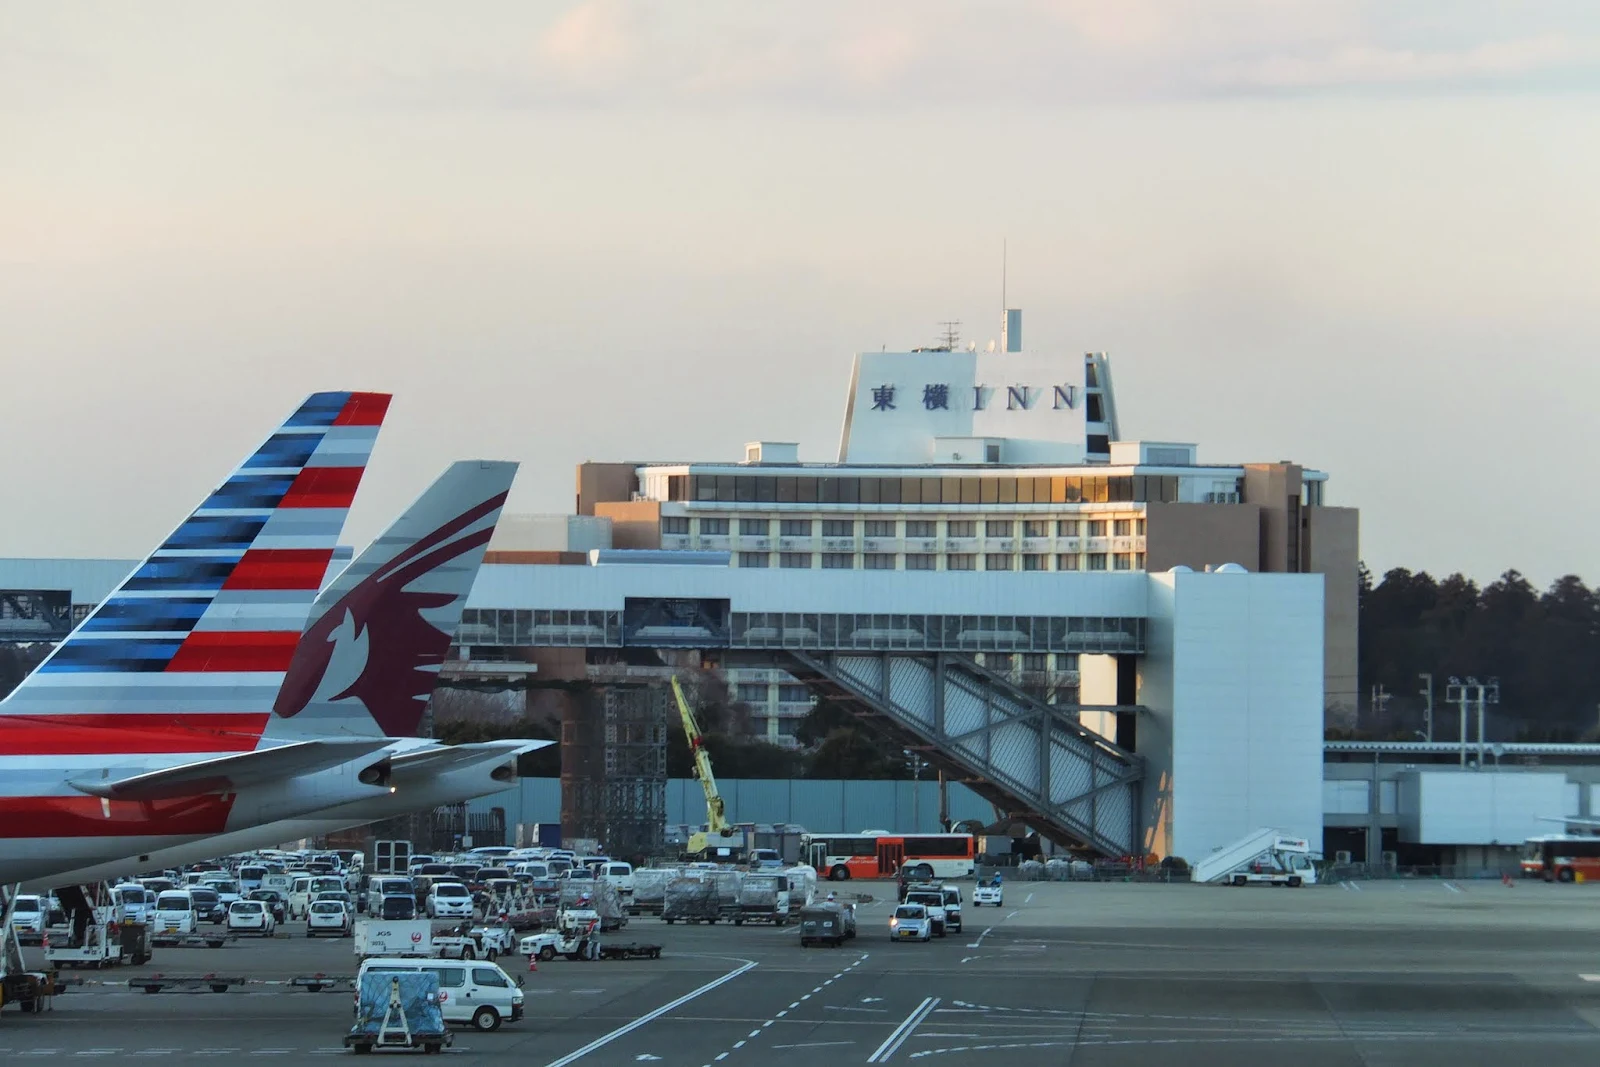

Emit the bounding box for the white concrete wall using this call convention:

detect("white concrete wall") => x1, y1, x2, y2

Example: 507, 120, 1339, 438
1152, 570, 1325, 863
1399, 770, 1568, 845
488, 514, 613, 553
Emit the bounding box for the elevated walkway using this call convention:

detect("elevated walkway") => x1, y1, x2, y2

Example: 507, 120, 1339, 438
778, 651, 1142, 857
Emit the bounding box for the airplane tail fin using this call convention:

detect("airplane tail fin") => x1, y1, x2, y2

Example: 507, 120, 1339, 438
270, 459, 518, 739
0, 391, 391, 750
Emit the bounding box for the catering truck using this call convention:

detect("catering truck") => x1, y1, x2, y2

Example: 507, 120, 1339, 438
1190, 829, 1318, 887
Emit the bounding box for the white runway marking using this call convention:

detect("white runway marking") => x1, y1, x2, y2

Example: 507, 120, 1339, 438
542, 958, 756, 1067
869, 997, 941, 1063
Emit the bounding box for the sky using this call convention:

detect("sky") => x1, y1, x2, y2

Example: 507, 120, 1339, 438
3, 1, 1598, 586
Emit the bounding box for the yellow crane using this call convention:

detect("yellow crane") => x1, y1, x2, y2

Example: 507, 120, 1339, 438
671, 675, 736, 858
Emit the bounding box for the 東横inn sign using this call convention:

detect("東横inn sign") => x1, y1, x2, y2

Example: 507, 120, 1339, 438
869, 383, 1078, 412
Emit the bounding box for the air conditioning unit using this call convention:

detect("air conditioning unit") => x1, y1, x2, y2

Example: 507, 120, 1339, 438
1335, 850, 1351, 865
1381, 850, 1398, 871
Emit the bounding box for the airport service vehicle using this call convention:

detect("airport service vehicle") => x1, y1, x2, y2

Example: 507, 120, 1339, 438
17, 453, 550, 895
307, 900, 354, 937
1521, 835, 1600, 882
112, 884, 155, 925
802, 832, 976, 882
939, 885, 963, 932
889, 903, 932, 942
973, 877, 1004, 907
672, 676, 741, 861
345, 970, 451, 1056
734, 874, 791, 925
427, 882, 474, 919
237, 865, 270, 893
152, 891, 199, 935
227, 899, 276, 936
798, 902, 856, 948
1191, 829, 1319, 887
358, 957, 524, 1032
903, 887, 949, 936
749, 849, 785, 871
292, 876, 346, 920
380, 894, 418, 921
45, 906, 151, 968
9, 895, 45, 941
600, 862, 635, 898
356, 919, 435, 958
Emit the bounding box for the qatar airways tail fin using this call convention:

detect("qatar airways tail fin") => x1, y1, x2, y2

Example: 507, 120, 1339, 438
0, 392, 391, 749
271, 459, 518, 740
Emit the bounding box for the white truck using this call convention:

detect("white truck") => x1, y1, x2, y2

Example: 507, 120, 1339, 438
1190, 829, 1319, 887
353, 919, 515, 960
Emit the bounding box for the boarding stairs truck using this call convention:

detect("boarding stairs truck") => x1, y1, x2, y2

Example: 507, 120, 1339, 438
1190, 829, 1319, 887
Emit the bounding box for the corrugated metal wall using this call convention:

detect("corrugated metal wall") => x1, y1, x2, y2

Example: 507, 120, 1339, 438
466, 778, 994, 835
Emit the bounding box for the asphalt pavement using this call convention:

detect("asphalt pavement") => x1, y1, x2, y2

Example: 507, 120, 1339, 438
7, 878, 1600, 1065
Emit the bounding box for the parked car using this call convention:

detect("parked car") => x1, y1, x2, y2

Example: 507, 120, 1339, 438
9, 895, 45, 937
306, 900, 353, 937
227, 899, 276, 936
889, 903, 932, 942
379, 893, 417, 920
247, 889, 288, 923
188, 886, 227, 925
112, 884, 155, 925
202, 878, 243, 908
153, 891, 199, 935
600, 862, 635, 897
427, 882, 474, 920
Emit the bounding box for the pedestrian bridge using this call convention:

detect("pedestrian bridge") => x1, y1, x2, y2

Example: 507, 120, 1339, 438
462, 563, 1147, 856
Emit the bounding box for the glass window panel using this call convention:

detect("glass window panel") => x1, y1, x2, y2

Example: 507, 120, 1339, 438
1064, 477, 1081, 503
820, 478, 840, 503
756, 477, 775, 503
736, 476, 757, 502
880, 478, 901, 504
1165, 476, 1179, 502
860, 478, 880, 504
839, 478, 860, 504
1016, 477, 1034, 504
980, 478, 999, 504
915, 477, 935, 504
961, 477, 980, 504
998, 477, 1017, 504
1132, 475, 1147, 502
716, 475, 736, 502
900, 478, 920, 504
776, 477, 797, 503
942, 477, 960, 504
797, 477, 818, 503
695, 476, 715, 502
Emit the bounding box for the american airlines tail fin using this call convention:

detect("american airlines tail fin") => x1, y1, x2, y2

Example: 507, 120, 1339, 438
271, 460, 518, 740
0, 392, 390, 746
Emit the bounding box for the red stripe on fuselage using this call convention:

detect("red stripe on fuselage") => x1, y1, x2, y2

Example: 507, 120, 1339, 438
0, 713, 269, 755
0, 794, 236, 838
279, 466, 364, 510
222, 548, 333, 591
166, 631, 299, 673
334, 392, 391, 426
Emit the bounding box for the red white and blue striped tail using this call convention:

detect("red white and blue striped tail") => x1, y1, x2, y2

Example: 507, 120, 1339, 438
0, 391, 391, 751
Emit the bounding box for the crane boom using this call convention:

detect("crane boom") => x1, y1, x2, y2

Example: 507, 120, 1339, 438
671, 676, 730, 848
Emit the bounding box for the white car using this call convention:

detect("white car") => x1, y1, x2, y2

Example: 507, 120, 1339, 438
9, 894, 45, 937
902, 888, 948, 937
153, 891, 198, 935
890, 903, 932, 942
305, 900, 352, 938
226, 899, 276, 936
427, 882, 475, 920
203, 878, 243, 908
112, 884, 155, 924
973, 880, 1004, 907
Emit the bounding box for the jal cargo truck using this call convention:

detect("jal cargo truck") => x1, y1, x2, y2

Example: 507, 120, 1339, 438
1190, 829, 1319, 887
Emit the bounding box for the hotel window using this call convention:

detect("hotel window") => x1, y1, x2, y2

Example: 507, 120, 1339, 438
1134, 553, 1146, 569
779, 684, 811, 702
739, 518, 769, 536
1023, 520, 1050, 538
985, 520, 1014, 537
821, 519, 855, 537
1021, 653, 1048, 671
985, 554, 1013, 571
780, 518, 813, 537
1135, 519, 1146, 536
821, 553, 855, 569
736, 683, 768, 703
863, 520, 896, 537
1022, 554, 1047, 571
661, 517, 689, 535
1057, 554, 1080, 570
863, 553, 896, 570
738, 552, 770, 568
699, 518, 730, 536
1113, 553, 1132, 570
779, 552, 813, 568
1057, 520, 1080, 537
947, 520, 976, 538
905, 520, 936, 538
905, 553, 936, 570
947, 554, 976, 571
1113, 519, 1132, 537
1087, 520, 1107, 538
1086, 553, 1107, 571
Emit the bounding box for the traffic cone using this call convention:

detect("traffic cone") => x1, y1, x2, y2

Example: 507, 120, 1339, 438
527, 954, 537, 973
1502, 873, 1514, 887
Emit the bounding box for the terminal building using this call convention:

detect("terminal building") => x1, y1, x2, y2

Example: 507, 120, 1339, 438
9, 310, 1573, 874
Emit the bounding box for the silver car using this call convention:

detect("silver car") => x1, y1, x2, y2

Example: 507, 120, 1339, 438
889, 903, 931, 942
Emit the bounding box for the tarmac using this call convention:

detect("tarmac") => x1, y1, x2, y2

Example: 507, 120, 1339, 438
6, 877, 1600, 1065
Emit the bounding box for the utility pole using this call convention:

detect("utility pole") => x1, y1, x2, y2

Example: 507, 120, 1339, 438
1445, 677, 1500, 767
1418, 673, 1434, 742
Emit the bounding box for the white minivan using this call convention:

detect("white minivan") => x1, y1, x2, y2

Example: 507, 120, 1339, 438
153, 890, 199, 934
358, 958, 524, 1032
600, 862, 634, 898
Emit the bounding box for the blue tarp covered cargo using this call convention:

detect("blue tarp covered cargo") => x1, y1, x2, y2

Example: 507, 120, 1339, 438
351, 971, 446, 1038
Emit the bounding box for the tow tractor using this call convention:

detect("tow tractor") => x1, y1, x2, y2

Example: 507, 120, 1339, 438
519, 908, 661, 962
973, 877, 1004, 907
1, 886, 58, 1015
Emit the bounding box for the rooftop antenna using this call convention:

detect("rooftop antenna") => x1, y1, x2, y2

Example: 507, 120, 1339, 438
937, 321, 961, 350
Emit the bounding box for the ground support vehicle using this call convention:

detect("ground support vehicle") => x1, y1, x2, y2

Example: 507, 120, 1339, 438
129, 975, 248, 994
973, 878, 1004, 907
355, 920, 435, 959
47, 915, 152, 968
902, 887, 949, 937
733, 874, 791, 925
596, 942, 661, 960
150, 930, 231, 949
345, 971, 451, 1055
798, 903, 856, 947
1191, 828, 1319, 886
629, 869, 675, 916
358, 957, 524, 1032
557, 880, 627, 931
662, 878, 722, 925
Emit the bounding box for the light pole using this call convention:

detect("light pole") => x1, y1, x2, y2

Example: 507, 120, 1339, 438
906, 749, 925, 830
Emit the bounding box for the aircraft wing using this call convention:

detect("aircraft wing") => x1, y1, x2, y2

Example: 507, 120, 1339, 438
388, 740, 553, 781
1539, 815, 1600, 827
67, 738, 394, 801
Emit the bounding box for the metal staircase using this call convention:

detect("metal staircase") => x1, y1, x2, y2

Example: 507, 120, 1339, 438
782, 651, 1143, 857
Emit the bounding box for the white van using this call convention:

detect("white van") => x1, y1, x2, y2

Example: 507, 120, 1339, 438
600, 862, 635, 898
288, 876, 314, 920
358, 957, 524, 1032
153, 890, 198, 934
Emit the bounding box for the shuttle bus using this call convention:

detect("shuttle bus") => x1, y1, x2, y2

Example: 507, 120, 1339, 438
1521, 834, 1600, 881
801, 832, 975, 881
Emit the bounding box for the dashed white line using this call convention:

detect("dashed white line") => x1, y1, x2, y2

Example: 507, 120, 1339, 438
748, 1030, 761, 1038
733, 1041, 746, 1049
763, 1021, 775, 1028
788, 1001, 801, 1009
1442, 882, 1463, 894
715, 1054, 729, 1062
777, 1010, 789, 1018
1025, 892, 1034, 904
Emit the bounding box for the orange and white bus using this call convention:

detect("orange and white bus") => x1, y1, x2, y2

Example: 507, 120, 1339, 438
802, 832, 975, 882
1521, 834, 1600, 881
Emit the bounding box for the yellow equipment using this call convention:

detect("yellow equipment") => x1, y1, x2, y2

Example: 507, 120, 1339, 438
671, 675, 734, 858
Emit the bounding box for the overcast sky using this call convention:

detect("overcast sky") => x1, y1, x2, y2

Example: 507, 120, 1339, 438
3, 2, 1597, 586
